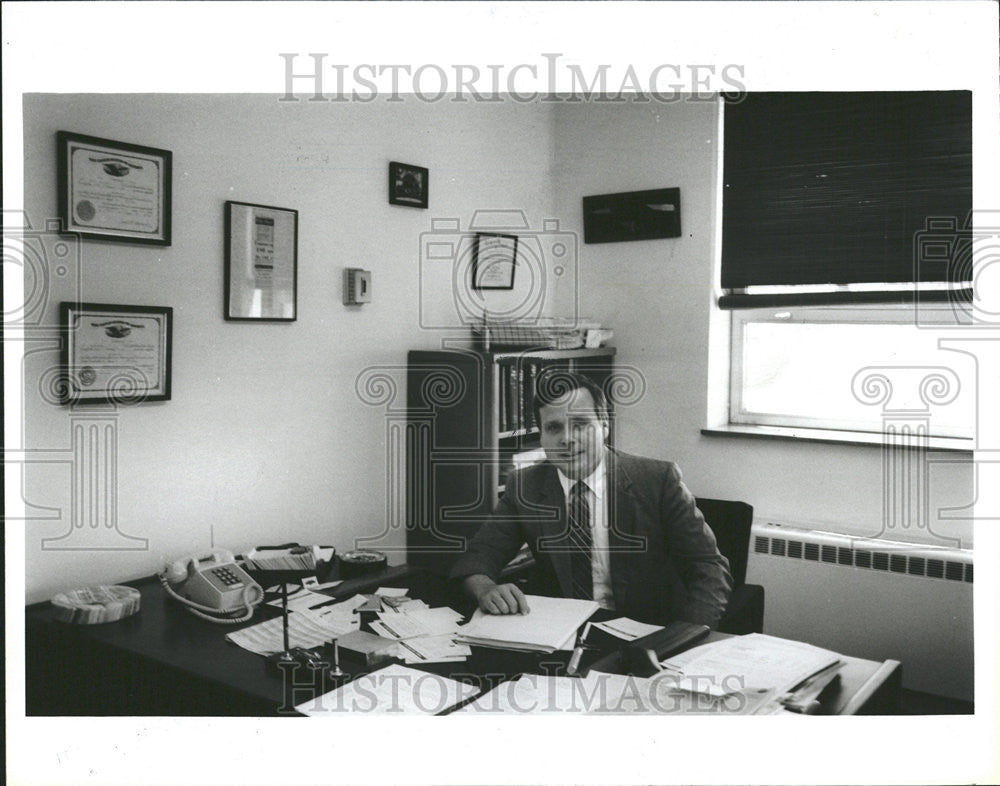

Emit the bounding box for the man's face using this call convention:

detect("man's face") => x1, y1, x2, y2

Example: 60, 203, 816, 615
538, 387, 609, 480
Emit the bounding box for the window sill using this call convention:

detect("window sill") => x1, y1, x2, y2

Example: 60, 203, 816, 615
700, 424, 973, 453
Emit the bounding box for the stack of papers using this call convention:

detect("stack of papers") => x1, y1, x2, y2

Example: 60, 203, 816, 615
660, 633, 843, 698
370, 604, 471, 664
246, 545, 331, 571
456, 595, 598, 653
296, 664, 479, 716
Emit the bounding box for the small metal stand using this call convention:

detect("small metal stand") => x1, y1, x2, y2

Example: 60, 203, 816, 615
265, 580, 296, 670
326, 637, 345, 678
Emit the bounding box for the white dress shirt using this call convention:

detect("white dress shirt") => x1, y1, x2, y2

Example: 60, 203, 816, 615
555, 461, 616, 610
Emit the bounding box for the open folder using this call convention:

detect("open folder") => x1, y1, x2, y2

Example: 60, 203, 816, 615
456, 595, 598, 653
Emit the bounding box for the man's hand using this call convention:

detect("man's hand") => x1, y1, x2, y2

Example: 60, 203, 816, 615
463, 574, 531, 615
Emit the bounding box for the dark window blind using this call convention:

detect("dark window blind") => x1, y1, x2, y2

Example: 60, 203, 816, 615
720, 92, 971, 308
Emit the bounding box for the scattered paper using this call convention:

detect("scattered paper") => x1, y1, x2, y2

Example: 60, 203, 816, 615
376, 587, 409, 597
226, 607, 359, 656
296, 664, 479, 715
593, 617, 664, 641
266, 587, 331, 613
308, 579, 344, 591
375, 607, 464, 638
390, 634, 471, 665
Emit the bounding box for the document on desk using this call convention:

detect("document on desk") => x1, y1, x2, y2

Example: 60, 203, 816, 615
226, 596, 367, 656
593, 617, 664, 641
375, 606, 464, 637
295, 664, 479, 716
370, 606, 470, 663
456, 671, 776, 715
456, 595, 598, 653
661, 633, 842, 697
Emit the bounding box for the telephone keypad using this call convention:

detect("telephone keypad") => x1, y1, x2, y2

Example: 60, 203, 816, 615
211, 566, 244, 589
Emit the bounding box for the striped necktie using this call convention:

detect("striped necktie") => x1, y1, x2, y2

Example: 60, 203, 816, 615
567, 480, 593, 600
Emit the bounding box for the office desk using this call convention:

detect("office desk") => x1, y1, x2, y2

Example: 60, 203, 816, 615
25, 566, 901, 716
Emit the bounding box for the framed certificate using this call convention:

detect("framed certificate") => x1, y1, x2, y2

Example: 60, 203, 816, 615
472, 232, 518, 290
61, 303, 173, 404
57, 131, 172, 245
225, 201, 298, 321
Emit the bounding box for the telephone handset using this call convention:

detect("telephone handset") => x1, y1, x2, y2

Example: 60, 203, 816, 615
160, 549, 264, 624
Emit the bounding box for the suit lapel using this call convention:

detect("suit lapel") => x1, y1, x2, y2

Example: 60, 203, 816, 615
607, 452, 646, 609
533, 465, 574, 597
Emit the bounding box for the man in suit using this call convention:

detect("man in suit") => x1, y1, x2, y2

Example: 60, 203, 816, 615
450, 372, 733, 628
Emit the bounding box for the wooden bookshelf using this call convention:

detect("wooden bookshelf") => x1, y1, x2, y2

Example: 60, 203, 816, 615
406, 347, 616, 575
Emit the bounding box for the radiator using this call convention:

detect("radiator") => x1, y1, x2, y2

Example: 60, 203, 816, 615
746, 522, 973, 702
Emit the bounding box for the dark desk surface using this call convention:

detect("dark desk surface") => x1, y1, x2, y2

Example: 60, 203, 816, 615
25, 566, 901, 716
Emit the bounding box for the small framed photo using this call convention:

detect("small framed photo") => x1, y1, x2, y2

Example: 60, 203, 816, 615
472, 232, 518, 290
61, 302, 173, 405
57, 131, 172, 245
388, 161, 428, 208
225, 201, 298, 321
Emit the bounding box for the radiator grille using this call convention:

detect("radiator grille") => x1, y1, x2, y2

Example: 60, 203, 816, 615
752, 533, 972, 582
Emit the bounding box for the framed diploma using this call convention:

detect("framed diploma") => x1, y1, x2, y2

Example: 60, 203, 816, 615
471, 232, 518, 290
224, 201, 298, 321
61, 303, 173, 405
57, 131, 172, 245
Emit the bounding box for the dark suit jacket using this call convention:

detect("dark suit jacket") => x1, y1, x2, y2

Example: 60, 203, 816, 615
449, 450, 733, 628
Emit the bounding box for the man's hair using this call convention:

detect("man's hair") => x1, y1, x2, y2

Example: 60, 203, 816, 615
531, 370, 609, 426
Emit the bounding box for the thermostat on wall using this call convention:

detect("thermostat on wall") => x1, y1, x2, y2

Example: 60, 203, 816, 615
344, 268, 372, 305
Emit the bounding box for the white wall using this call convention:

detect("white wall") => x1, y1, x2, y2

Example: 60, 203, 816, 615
551, 98, 974, 546
22, 94, 557, 603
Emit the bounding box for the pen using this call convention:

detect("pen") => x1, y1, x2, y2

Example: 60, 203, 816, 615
567, 625, 592, 676
567, 642, 585, 676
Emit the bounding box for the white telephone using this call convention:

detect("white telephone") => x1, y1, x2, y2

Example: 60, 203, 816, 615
160, 550, 264, 624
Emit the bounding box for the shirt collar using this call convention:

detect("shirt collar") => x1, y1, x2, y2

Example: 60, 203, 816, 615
555, 452, 607, 499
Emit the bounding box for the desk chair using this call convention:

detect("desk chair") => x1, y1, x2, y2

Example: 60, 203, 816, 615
695, 497, 765, 635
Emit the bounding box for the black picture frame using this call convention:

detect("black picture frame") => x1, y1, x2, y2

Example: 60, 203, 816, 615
60, 302, 173, 405
224, 201, 298, 322
582, 187, 681, 244
57, 131, 172, 245
388, 161, 429, 208
471, 232, 518, 290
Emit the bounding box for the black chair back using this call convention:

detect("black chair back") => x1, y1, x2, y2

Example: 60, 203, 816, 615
694, 497, 753, 587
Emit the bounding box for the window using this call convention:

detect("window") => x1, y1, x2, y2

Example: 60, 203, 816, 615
719, 93, 974, 443
730, 306, 975, 440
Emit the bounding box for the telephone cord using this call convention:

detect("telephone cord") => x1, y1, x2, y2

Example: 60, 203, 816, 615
159, 574, 264, 625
